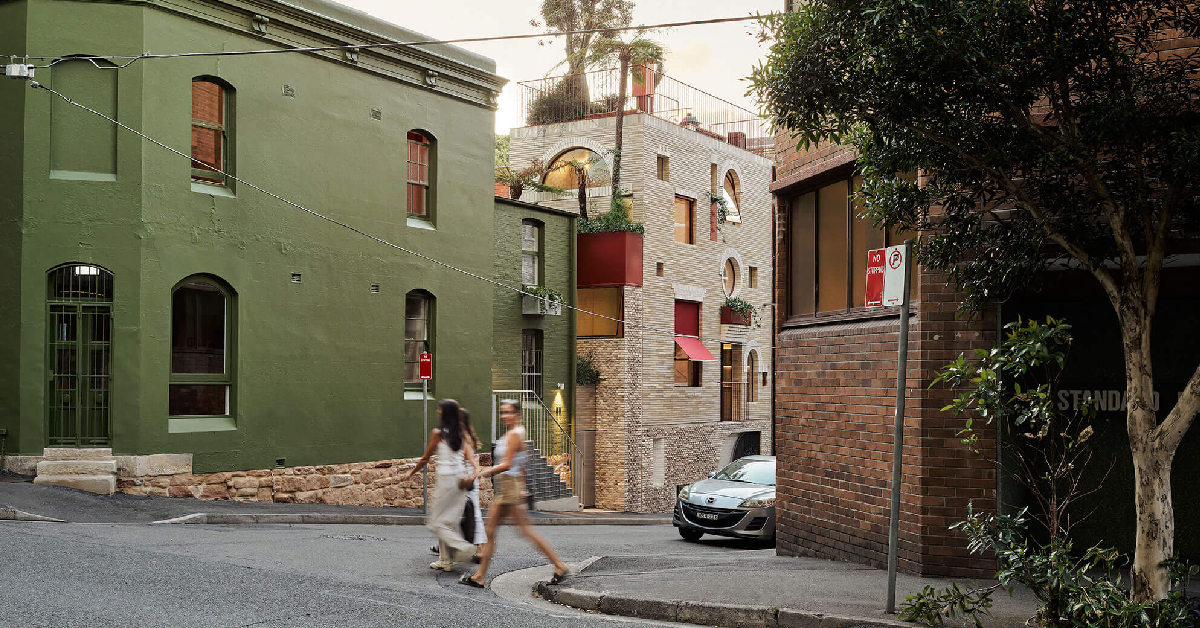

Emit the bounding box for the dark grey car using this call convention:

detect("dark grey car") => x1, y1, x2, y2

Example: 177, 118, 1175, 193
672, 455, 776, 542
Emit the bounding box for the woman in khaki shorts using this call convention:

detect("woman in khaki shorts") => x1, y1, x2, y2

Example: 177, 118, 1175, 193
459, 400, 568, 588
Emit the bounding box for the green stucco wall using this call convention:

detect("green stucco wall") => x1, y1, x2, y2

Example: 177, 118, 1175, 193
3, 0, 502, 471
0, 0, 28, 454
492, 198, 576, 432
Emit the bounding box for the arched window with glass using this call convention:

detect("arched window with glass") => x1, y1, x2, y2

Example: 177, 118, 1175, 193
46, 263, 114, 447
543, 148, 609, 191
407, 130, 435, 219
405, 290, 435, 388
722, 170, 741, 223
191, 76, 234, 186
746, 350, 759, 402
169, 276, 236, 418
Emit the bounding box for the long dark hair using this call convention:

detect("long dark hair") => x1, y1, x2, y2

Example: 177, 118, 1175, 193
459, 408, 481, 451
438, 398, 463, 452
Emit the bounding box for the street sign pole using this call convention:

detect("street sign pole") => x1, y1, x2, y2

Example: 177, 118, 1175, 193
419, 353, 432, 515
885, 241, 913, 614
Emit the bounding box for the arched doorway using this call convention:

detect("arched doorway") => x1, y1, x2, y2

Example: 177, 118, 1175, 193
46, 264, 113, 447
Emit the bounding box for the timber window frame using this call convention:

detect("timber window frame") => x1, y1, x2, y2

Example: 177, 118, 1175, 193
521, 219, 544, 287
405, 290, 435, 389
577, 287, 623, 338
190, 77, 234, 187
674, 195, 695, 245
407, 131, 435, 220
169, 275, 236, 421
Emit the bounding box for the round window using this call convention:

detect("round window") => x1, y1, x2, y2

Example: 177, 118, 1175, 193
723, 258, 738, 296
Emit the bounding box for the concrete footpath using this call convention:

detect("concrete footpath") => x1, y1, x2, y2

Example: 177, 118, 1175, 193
532, 552, 1041, 628
0, 475, 669, 525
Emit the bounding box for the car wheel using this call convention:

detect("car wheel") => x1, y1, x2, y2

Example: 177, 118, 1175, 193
678, 527, 704, 542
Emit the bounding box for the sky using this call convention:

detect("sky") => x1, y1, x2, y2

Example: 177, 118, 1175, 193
333, 0, 783, 133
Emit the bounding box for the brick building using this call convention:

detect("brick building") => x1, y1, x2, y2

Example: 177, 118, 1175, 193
507, 68, 775, 512
771, 138, 1000, 577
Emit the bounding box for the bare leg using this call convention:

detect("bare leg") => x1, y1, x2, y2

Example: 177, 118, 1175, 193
510, 504, 568, 575
469, 503, 508, 585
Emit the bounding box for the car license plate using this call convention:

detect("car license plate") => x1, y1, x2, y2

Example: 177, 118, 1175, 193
696, 512, 719, 520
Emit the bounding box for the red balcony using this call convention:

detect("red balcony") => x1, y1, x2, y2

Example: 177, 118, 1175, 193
578, 232, 643, 287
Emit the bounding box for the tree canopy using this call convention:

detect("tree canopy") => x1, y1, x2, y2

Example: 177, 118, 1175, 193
751, 0, 1200, 602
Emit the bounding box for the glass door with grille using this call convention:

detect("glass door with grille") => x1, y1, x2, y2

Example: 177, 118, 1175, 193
46, 265, 113, 447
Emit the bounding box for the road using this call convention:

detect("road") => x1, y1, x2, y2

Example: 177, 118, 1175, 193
0, 521, 766, 627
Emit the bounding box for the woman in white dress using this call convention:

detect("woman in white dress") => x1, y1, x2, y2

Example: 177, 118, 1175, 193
403, 398, 477, 571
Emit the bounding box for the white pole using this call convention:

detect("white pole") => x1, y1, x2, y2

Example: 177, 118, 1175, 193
422, 379, 429, 515
886, 241, 913, 614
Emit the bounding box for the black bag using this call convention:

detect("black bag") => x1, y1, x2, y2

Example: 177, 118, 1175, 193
460, 495, 476, 542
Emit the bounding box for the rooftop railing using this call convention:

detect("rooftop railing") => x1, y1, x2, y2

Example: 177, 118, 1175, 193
517, 67, 774, 158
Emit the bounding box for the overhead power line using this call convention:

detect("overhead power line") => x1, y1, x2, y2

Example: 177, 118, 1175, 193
17, 14, 772, 69
25, 80, 774, 350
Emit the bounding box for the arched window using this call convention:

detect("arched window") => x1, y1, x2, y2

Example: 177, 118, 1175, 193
405, 290, 434, 386
722, 258, 739, 297
746, 350, 759, 402
191, 77, 234, 186
46, 264, 114, 446
407, 130, 435, 218
723, 170, 741, 223
543, 148, 609, 190
170, 276, 235, 417
521, 219, 544, 286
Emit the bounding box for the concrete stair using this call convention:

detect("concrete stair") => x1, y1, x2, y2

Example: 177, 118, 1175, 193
524, 442, 579, 511
33, 448, 116, 495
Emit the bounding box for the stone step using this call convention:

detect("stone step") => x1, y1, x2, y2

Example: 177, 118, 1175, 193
42, 448, 114, 461
33, 474, 116, 495
37, 460, 117, 476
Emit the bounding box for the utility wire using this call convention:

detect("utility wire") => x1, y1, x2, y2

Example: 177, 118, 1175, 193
18, 14, 772, 69
26, 81, 772, 350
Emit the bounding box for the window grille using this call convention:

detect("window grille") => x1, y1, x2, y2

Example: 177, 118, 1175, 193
521, 330, 543, 399
46, 264, 114, 447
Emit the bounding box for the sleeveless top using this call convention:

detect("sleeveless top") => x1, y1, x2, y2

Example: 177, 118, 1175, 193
493, 425, 528, 477
435, 430, 465, 476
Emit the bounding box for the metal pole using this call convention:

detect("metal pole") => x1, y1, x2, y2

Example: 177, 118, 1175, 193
422, 379, 429, 515
886, 240, 913, 614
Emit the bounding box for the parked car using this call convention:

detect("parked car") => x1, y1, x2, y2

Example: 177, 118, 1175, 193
673, 455, 775, 542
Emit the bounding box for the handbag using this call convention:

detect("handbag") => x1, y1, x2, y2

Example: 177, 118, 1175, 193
460, 495, 476, 541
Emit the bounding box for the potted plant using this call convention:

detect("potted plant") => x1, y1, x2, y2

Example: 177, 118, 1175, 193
577, 197, 644, 287
522, 285, 564, 315
721, 296, 758, 327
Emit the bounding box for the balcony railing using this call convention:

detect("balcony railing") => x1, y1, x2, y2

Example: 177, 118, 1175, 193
517, 67, 774, 158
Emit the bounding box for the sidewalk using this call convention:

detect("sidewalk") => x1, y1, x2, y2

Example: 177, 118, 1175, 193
0, 476, 669, 525
534, 552, 1041, 628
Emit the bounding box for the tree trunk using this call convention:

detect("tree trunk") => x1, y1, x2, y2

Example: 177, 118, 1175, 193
1119, 300, 1173, 602
611, 50, 630, 205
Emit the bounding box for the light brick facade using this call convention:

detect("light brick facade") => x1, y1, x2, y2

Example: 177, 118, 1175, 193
510, 113, 775, 513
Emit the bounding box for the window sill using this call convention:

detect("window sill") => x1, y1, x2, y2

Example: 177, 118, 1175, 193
404, 389, 434, 401
168, 416, 237, 433
407, 216, 436, 230
191, 181, 235, 197
50, 170, 117, 182
781, 305, 917, 329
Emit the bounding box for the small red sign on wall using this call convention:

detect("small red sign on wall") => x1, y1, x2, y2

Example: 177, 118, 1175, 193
419, 353, 433, 380
865, 248, 886, 307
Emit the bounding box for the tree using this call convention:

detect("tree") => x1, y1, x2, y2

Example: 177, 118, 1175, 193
587, 32, 665, 203
750, 0, 1200, 602
533, 0, 635, 103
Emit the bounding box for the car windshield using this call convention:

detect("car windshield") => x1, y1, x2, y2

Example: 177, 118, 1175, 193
713, 458, 775, 486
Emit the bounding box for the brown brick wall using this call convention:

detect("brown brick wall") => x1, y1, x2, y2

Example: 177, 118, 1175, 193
772, 142, 999, 577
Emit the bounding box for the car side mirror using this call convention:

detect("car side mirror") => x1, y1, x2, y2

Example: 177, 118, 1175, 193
707, 471, 716, 478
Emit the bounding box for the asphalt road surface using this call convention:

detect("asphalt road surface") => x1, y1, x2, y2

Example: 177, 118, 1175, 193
0, 521, 767, 627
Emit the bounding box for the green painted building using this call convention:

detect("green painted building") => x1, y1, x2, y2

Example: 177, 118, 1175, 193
0, 0, 506, 473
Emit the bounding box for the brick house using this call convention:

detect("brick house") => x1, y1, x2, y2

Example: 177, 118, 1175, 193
507, 68, 775, 512
771, 138, 1000, 577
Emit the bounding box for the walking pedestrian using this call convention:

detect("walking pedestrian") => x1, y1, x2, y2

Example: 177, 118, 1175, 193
460, 400, 569, 588
403, 398, 477, 571
428, 408, 487, 559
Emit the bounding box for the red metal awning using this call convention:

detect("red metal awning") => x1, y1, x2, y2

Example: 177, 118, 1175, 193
674, 336, 717, 362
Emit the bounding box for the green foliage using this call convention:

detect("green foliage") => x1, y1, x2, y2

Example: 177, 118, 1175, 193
750, 0, 1200, 313
723, 296, 760, 328
526, 78, 607, 125
495, 158, 567, 201
494, 134, 510, 171
577, 197, 644, 234
902, 507, 1200, 628
576, 351, 602, 386
523, 285, 564, 314
534, 0, 634, 77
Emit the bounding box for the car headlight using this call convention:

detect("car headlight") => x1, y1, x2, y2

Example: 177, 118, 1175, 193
678, 485, 691, 501
739, 496, 775, 509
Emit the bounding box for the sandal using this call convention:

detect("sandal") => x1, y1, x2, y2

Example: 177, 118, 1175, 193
548, 569, 570, 585
429, 545, 439, 555
459, 574, 485, 588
